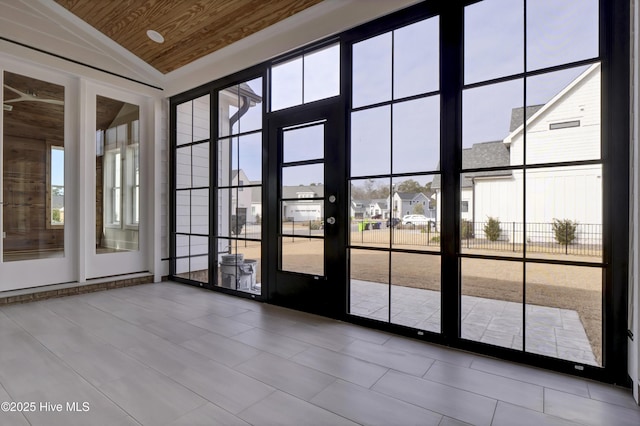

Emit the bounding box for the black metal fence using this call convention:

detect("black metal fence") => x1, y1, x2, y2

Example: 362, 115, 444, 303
351, 220, 602, 257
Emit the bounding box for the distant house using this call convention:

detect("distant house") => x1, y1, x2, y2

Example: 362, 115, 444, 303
432, 63, 601, 243
282, 185, 324, 222
350, 199, 367, 219
389, 192, 434, 219
368, 199, 389, 218
432, 141, 512, 223
231, 169, 252, 224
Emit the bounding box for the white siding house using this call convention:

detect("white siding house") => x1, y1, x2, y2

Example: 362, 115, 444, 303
435, 64, 602, 244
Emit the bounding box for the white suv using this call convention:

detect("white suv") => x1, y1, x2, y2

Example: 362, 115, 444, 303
401, 214, 431, 225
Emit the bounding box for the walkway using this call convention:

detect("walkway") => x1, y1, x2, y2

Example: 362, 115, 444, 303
350, 280, 597, 366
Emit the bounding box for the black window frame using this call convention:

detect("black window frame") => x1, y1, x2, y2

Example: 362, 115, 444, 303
168, 0, 630, 385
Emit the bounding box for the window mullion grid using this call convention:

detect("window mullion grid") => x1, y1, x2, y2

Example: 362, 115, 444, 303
388, 30, 395, 323
522, 0, 528, 355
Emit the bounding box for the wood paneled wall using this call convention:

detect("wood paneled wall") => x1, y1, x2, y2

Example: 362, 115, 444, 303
2, 135, 64, 253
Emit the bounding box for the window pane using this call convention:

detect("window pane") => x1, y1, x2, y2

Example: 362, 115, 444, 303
304, 44, 340, 103
177, 95, 210, 144
176, 146, 191, 189
459, 171, 523, 258
393, 175, 439, 252
351, 106, 390, 177
392, 96, 440, 174
218, 135, 261, 187
176, 101, 193, 145
191, 188, 209, 235
349, 178, 389, 248
463, 79, 523, 166
245, 202, 262, 241
219, 85, 239, 137
238, 78, 263, 134
216, 237, 260, 293
176, 234, 189, 258
525, 263, 601, 366
219, 79, 263, 136
461, 258, 523, 350
176, 191, 190, 233
237, 133, 262, 184
272, 57, 302, 111
282, 163, 323, 187
188, 255, 209, 283
525, 65, 599, 165
527, 0, 598, 71
350, 248, 389, 322
391, 253, 440, 333
281, 238, 323, 276
525, 165, 602, 261
352, 33, 392, 108
191, 143, 209, 187
283, 123, 324, 163
394, 17, 439, 98
465, 0, 524, 84
190, 235, 208, 256
217, 188, 235, 238
192, 95, 210, 141
217, 137, 233, 187
281, 202, 324, 236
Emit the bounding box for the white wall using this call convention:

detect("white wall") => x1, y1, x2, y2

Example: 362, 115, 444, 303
508, 65, 601, 165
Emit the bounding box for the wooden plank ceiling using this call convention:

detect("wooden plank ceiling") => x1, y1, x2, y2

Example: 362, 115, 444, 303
55, 0, 324, 74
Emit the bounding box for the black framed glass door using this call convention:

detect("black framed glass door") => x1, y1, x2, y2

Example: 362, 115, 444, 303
266, 103, 346, 317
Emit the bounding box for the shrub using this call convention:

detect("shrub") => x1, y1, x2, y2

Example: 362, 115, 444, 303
309, 220, 323, 230
460, 219, 472, 239
430, 235, 440, 243
552, 218, 577, 245
484, 217, 502, 241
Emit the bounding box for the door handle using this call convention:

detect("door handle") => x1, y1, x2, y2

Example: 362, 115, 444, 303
326, 217, 335, 225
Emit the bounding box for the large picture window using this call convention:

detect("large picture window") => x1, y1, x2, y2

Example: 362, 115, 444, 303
169, 0, 628, 383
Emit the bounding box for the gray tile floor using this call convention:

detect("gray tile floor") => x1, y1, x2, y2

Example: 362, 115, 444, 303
0, 281, 637, 426
350, 279, 597, 366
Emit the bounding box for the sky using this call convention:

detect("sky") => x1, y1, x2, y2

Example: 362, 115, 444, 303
51, 147, 64, 187
226, 0, 598, 187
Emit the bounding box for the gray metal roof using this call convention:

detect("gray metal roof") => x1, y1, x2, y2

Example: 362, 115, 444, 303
395, 192, 429, 202
282, 185, 324, 199
509, 105, 544, 132
432, 141, 511, 189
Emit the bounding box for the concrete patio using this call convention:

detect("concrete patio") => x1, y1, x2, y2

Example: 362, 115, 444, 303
350, 280, 597, 366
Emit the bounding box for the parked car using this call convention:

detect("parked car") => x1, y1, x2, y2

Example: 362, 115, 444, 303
386, 217, 400, 227
401, 214, 431, 226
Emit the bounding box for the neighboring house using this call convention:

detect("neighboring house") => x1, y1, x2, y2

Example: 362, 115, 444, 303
250, 184, 262, 223
231, 169, 252, 224
389, 192, 434, 219
368, 199, 389, 218
282, 185, 324, 221
351, 199, 367, 219
433, 63, 602, 243
432, 141, 512, 223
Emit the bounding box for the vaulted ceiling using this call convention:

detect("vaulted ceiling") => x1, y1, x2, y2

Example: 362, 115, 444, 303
54, 0, 323, 74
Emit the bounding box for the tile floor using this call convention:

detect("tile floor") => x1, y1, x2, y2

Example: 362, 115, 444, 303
0, 281, 637, 426
350, 280, 598, 365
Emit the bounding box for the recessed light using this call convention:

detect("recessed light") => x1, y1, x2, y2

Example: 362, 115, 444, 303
146, 30, 165, 44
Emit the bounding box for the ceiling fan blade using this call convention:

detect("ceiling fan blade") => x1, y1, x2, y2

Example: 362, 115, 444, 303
3, 84, 64, 105
3, 84, 25, 97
